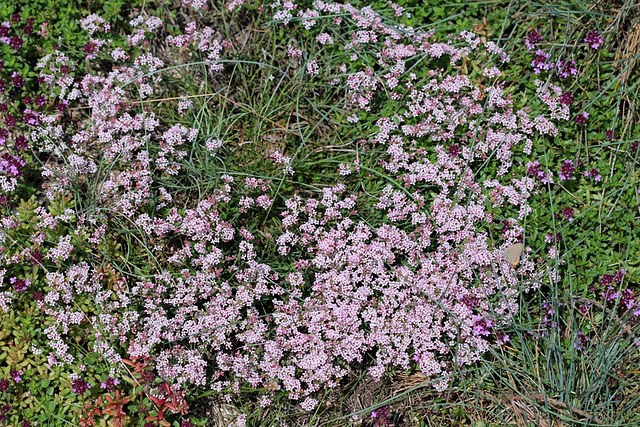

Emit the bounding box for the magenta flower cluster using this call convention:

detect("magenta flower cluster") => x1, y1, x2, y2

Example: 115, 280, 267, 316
584, 30, 604, 49
0, 13, 50, 193
531, 50, 553, 74
525, 29, 544, 50
574, 111, 588, 125
559, 159, 576, 180
527, 161, 552, 184
71, 378, 90, 395
556, 59, 577, 79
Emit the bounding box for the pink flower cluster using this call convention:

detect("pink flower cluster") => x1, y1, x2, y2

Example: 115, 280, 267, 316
7, 1, 572, 407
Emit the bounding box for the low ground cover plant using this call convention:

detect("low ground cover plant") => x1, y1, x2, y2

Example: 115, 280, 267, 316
0, 0, 638, 425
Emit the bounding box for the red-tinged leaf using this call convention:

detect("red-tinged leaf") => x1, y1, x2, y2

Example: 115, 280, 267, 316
149, 394, 167, 406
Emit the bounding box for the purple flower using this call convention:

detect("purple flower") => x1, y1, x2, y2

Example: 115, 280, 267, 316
606, 129, 615, 141
448, 144, 461, 157
12, 72, 25, 89
140, 370, 155, 384
15, 135, 28, 151
621, 289, 635, 310
11, 14, 20, 24
10, 277, 30, 292
528, 161, 542, 177
584, 31, 604, 49
10, 370, 23, 383
614, 269, 626, 284
22, 109, 39, 126
574, 331, 588, 351
473, 316, 492, 336
100, 377, 120, 392
556, 59, 578, 79
584, 168, 601, 181
541, 300, 562, 328
29, 249, 43, 265
531, 50, 553, 74
0, 23, 9, 38
545, 232, 562, 243
525, 29, 544, 50
83, 41, 97, 54
371, 405, 392, 426
22, 24, 32, 36
35, 95, 47, 106
561, 206, 574, 221
495, 331, 509, 345
460, 295, 479, 309
5, 114, 17, 128
0, 379, 10, 392
9, 36, 23, 51
0, 78, 6, 94
559, 92, 574, 105
527, 160, 551, 183
574, 111, 588, 125
0, 128, 8, 145
0, 153, 26, 177
71, 378, 91, 394
559, 159, 575, 180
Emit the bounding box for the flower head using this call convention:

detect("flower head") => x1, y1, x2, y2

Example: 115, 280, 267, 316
71, 378, 90, 394
559, 159, 575, 180
558, 92, 574, 105
531, 50, 552, 74
525, 29, 544, 50
0, 23, 9, 38
448, 144, 461, 158
100, 377, 120, 392
561, 206, 575, 222
584, 31, 604, 49
556, 59, 577, 79
574, 331, 589, 351
574, 111, 588, 126
9, 36, 23, 51
10, 277, 31, 292
12, 73, 25, 89
584, 168, 601, 181
10, 370, 23, 383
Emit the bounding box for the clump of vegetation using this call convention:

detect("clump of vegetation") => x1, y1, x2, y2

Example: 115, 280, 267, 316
0, 0, 638, 426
